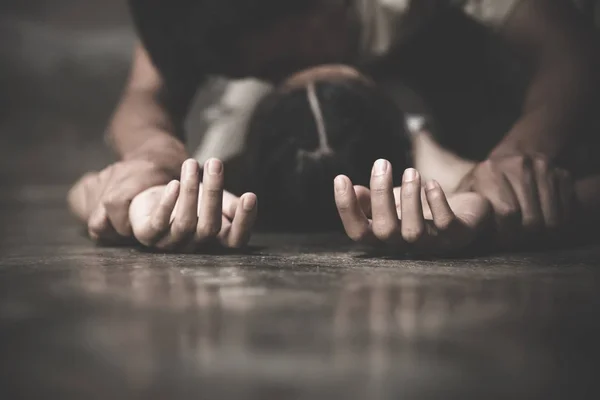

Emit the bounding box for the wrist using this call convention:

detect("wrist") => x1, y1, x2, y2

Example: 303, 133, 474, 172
124, 135, 189, 178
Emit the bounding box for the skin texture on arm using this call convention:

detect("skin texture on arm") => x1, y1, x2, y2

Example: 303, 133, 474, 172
107, 42, 199, 176
491, 0, 598, 160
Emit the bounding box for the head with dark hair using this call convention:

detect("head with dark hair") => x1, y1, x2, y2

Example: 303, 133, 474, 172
244, 65, 411, 232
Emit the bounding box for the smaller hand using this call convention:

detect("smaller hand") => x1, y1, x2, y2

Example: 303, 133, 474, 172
129, 159, 258, 251
456, 155, 575, 246
334, 160, 492, 255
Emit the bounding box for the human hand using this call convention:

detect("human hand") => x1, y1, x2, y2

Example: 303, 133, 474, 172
334, 160, 492, 256
129, 159, 258, 251
67, 159, 175, 243
456, 155, 575, 247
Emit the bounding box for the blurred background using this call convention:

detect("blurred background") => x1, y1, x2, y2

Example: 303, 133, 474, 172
0, 0, 598, 186
0, 0, 132, 185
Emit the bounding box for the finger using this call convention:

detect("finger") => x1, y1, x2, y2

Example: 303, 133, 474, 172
222, 190, 241, 220
224, 193, 258, 248
370, 159, 401, 243
196, 158, 224, 241
354, 185, 371, 218
99, 166, 132, 237
400, 168, 426, 244
103, 194, 133, 237
88, 205, 119, 243
556, 169, 575, 226
504, 158, 543, 232
142, 180, 180, 246
425, 180, 456, 232
170, 159, 201, 244
534, 159, 560, 229
473, 164, 520, 243
334, 175, 375, 243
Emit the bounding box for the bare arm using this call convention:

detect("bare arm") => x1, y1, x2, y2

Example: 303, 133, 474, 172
491, 0, 599, 162
106, 42, 202, 177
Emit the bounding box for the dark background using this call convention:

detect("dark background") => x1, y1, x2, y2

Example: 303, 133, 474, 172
0, 0, 132, 185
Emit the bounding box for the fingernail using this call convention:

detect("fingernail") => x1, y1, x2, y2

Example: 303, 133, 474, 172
334, 176, 347, 194
426, 180, 438, 191
207, 159, 222, 176
404, 168, 417, 182
243, 195, 257, 211
373, 159, 389, 177
183, 159, 198, 177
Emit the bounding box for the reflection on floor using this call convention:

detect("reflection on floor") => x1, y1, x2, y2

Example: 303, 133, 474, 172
1, 186, 600, 399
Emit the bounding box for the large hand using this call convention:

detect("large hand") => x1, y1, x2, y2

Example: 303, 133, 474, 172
129, 159, 258, 251
334, 160, 492, 255
456, 155, 575, 246
67, 159, 174, 243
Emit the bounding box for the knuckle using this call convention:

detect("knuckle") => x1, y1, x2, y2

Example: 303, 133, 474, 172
102, 193, 128, 208
197, 222, 221, 238
496, 204, 520, 220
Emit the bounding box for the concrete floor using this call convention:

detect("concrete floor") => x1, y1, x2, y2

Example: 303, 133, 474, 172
2, 2, 600, 400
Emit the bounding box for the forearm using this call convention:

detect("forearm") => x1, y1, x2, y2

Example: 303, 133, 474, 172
105, 42, 203, 178
491, 0, 599, 163
490, 60, 597, 161
107, 89, 189, 177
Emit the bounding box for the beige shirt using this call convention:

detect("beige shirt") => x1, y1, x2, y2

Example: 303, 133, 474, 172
194, 0, 520, 164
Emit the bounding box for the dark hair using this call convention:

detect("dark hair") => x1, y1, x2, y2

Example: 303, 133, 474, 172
245, 77, 411, 232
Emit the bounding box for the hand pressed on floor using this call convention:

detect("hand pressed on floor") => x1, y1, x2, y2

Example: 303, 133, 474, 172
334, 160, 492, 255
129, 159, 258, 251
67, 159, 174, 244
456, 155, 576, 247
